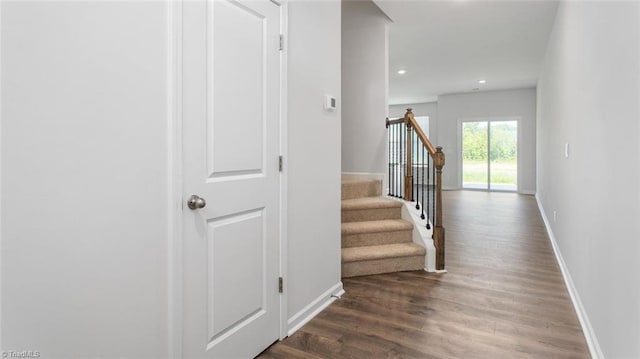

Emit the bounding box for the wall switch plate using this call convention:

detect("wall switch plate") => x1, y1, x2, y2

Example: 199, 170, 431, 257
564, 143, 570, 158
324, 95, 337, 111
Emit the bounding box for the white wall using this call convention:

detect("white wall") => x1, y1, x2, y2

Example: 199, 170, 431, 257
389, 102, 439, 145
437, 89, 537, 192
1, 1, 345, 356
1, 2, 170, 357
286, 1, 343, 333
342, 0, 390, 176
537, 2, 640, 358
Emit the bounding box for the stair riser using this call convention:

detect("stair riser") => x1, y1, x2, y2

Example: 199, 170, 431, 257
342, 207, 401, 223
341, 181, 381, 200
341, 255, 424, 278
342, 230, 412, 248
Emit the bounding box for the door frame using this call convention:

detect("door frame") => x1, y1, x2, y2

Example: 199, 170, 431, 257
278, 0, 289, 342
168, 1, 289, 357
0, 2, 4, 353
457, 116, 522, 192
168, 2, 183, 357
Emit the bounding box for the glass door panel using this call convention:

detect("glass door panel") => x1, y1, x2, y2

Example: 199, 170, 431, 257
489, 121, 518, 191
462, 120, 518, 192
462, 121, 488, 189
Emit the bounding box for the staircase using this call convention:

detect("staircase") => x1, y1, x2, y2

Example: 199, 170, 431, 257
341, 178, 426, 277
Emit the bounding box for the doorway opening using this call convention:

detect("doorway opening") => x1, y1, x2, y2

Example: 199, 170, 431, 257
461, 119, 518, 191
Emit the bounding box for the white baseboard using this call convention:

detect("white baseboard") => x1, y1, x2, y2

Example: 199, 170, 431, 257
535, 194, 603, 359
519, 189, 536, 195
286, 282, 344, 336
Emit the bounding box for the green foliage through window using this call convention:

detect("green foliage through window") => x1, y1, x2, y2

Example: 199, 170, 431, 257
462, 122, 517, 162
462, 120, 518, 189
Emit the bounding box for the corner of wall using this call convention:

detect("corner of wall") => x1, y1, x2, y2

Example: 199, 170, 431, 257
287, 282, 344, 336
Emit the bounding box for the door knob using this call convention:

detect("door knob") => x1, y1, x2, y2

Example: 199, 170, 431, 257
187, 195, 207, 210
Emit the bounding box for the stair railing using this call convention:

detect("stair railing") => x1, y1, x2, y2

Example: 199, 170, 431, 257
386, 108, 446, 270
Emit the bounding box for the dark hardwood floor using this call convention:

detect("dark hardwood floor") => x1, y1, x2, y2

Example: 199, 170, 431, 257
259, 190, 590, 358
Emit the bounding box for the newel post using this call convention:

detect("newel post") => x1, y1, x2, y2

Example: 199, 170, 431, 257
404, 108, 414, 201
433, 146, 446, 270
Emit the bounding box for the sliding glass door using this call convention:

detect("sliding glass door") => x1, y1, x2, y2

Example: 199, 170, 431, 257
462, 120, 517, 191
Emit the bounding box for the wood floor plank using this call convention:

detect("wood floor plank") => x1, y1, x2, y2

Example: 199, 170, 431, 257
258, 191, 590, 358
343, 278, 581, 332
258, 343, 327, 359
339, 282, 587, 354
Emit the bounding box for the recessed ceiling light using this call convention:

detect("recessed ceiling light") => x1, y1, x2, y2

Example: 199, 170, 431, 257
397, 69, 407, 75
478, 79, 486, 84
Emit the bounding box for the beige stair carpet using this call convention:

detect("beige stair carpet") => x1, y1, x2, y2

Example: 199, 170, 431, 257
341, 178, 381, 200
340, 178, 425, 278
342, 219, 413, 248
341, 197, 403, 223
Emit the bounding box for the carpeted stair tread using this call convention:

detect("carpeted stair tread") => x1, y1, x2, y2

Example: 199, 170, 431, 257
341, 178, 382, 199
341, 178, 382, 200
341, 196, 403, 223
341, 219, 413, 248
341, 255, 424, 277
342, 219, 413, 235
341, 178, 379, 184
340, 176, 426, 277
341, 196, 402, 211
342, 243, 426, 263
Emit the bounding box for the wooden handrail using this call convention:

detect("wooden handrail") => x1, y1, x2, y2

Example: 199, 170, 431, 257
387, 108, 446, 270
404, 109, 436, 155
385, 118, 404, 126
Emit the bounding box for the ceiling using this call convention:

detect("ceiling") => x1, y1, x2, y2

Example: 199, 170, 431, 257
375, 0, 559, 105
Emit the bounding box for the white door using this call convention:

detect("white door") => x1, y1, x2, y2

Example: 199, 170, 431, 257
181, 0, 281, 358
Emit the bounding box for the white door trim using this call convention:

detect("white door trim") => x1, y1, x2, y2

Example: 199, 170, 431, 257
0, 1, 4, 352
278, 0, 289, 340
168, 1, 183, 358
